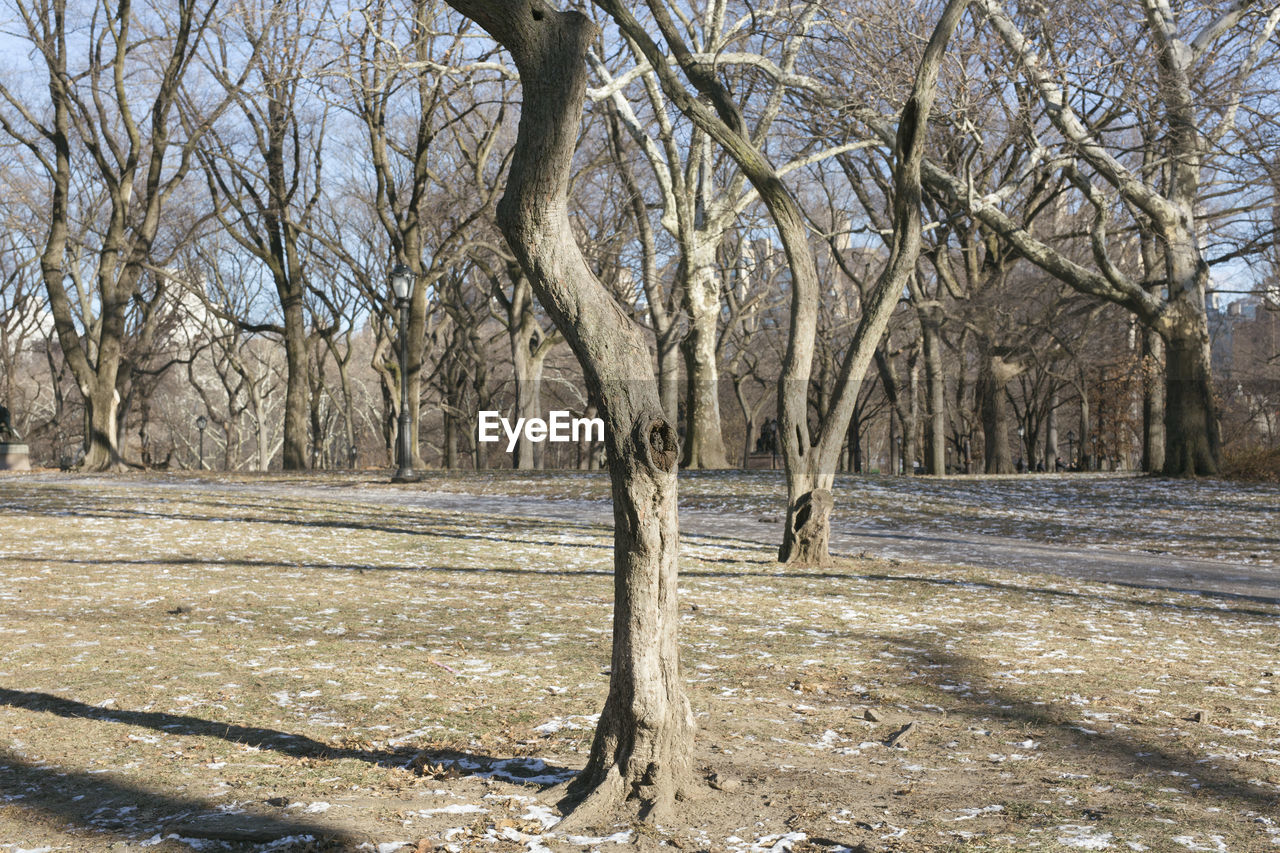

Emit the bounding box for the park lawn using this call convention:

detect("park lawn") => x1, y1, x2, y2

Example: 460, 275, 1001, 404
0, 473, 1277, 852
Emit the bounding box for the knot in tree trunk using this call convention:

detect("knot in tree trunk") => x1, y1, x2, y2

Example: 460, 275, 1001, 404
638, 416, 679, 472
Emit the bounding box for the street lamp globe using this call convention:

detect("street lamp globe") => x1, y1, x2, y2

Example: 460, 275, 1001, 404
196, 415, 207, 431
390, 263, 412, 303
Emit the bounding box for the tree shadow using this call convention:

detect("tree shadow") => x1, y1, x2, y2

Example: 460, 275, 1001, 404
0, 687, 577, 788
0, 687, 398, 764
865, 630, 1280, 815
0, 746, 349, 849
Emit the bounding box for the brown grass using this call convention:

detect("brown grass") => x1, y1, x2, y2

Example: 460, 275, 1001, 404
0, 473, 1277, 851
1221, 444, 1280, 482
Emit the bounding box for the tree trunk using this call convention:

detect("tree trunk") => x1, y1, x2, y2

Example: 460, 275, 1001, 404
513, 346, 547, 469
507, 270, 552, 469
778, 465, 834, 565
1162, 312, 1219, 476
656, 330, 681, 427
444, 410, 459, 470
680, 256, 729, 468
1045, 389, 1059, 467
977, 351, 1015, 474
848, 415, 863, 474
81, 377, 124, 471
280, 292, 310, 470
888, 406, 899, 475
1078, 387, 1091, 471
921, 318, 947, 475
1142, 323, 1166, 473
441, 0, 693, 826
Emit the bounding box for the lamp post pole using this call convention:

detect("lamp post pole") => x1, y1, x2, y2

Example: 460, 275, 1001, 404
196, 415, 207, 471
390, 263, 418, 483
1066, 430, 1076, 472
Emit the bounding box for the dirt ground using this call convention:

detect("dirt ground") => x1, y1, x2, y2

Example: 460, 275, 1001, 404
0, 471, 1277, 852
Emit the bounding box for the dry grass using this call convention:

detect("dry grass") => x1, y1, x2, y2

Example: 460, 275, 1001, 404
1222, 445, 1280, 483
0, 472, 1277, 852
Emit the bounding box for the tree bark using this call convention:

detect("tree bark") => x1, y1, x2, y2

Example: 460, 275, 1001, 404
442, 0, 693, 826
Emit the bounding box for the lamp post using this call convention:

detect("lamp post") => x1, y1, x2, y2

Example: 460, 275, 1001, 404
196, 415, 207, 471
1066, 429, 1076, 472
1017, 425, 1025, 472
390, 263, 419, 483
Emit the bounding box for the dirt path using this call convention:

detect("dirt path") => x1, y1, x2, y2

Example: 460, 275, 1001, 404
361, 485, 1280, 606
27, 472, 1280, 605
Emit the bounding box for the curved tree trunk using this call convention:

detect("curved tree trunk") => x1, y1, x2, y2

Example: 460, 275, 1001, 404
441, 0, 693, 827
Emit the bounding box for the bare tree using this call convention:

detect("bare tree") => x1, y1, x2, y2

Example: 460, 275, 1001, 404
190, 0, 333, 470
925, 0, 1280, 474
0, 0, 237, 469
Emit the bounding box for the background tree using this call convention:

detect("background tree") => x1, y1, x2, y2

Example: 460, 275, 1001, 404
0, 0, 235, 470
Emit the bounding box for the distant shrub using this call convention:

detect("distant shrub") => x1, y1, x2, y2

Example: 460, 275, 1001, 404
1221, 445, 1280, 482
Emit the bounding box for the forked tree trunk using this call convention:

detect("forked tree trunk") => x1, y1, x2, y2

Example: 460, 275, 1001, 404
442, 0, 693, 827
590, 0, 963, 564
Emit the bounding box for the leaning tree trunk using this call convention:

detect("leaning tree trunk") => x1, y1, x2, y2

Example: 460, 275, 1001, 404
442, 0, 693, 827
